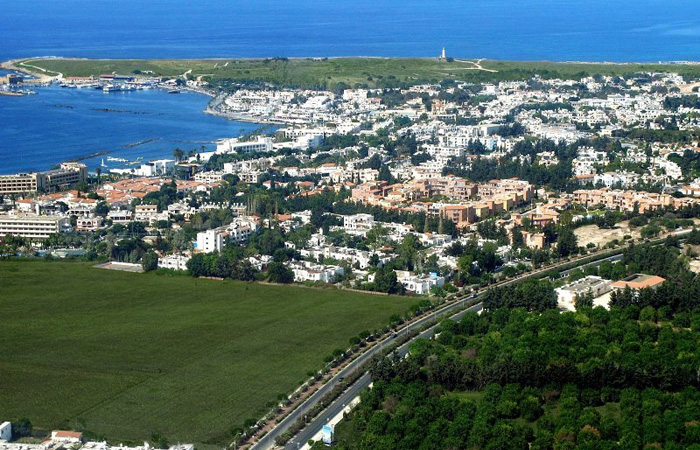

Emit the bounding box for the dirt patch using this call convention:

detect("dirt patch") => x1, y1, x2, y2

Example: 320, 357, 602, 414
574, 221, 640, 248
94, 261, 144, 273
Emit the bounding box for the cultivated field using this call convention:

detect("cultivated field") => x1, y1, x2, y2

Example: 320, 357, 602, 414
10, 57, 700, 89
0, 260, 411, 446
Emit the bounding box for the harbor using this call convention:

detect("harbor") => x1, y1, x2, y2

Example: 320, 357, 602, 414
0, 83, 265, 175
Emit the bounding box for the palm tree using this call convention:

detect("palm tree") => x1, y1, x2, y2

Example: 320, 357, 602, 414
173, 148, 184, 162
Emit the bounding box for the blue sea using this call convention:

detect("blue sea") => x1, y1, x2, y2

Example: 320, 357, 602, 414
3, 0, 700, 62
0, 86, 262, 175
2, 0, 700, 174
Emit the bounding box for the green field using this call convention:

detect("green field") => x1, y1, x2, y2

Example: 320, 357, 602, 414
14, 57, 700, 88
0, 260, 411, 445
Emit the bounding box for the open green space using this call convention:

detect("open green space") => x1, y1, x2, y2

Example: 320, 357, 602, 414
0, 260, 411, 446
15, 57, 700, 89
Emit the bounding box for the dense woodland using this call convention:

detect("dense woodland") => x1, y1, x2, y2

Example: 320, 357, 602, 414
327, 244, 700, 450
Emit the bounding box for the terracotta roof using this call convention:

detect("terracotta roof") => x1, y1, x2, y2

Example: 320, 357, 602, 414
611, 274, 666, 290
52, 431, 83, 439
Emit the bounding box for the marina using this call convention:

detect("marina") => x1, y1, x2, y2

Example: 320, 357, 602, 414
0, 84, 267, 175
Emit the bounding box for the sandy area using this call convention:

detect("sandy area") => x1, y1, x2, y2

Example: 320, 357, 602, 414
574, 221, 640, 248
680, 81, 700, 94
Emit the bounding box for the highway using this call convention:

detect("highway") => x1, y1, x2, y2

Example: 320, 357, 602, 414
283, 301, 484, 450
250, 227, 692, 450
251, 293, 481, 450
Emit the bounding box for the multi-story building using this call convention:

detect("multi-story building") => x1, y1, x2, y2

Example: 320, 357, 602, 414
196, 229, 226, 253
0, 214, 70, 239
238, 171, 263, 184
42, 163, 88, 192
216, 136, 273, 154
0, 172, 42, 195
343, 213, 375, 235
134, 204, 161, 224
0, 163, 88, 195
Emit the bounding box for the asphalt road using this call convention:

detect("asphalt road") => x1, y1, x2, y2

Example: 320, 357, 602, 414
252, 294, 481, 450
284, 301, 485, 450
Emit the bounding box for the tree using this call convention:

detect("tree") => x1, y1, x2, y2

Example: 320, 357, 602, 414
267, 262, 294, 284
141, 251, 158, 272
12, 419, 32, 439
575, 292, 594, 310
173, 148, 184, 162
374, 265, 401, 294
557, 227, 578, 258
378, 164, 394, 183
95, 201, 110, 216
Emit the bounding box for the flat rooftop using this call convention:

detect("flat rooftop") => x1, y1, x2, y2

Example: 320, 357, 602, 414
561, 276, 610, 294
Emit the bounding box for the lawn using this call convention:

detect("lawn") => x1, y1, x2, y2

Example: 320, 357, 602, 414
0, 260, 412, 446
15, 57, 700, 89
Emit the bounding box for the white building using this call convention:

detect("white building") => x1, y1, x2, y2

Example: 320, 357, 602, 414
107, 209, 133, 224
194, 171, 225, 183
300, 245, 390, 269
134, 204, 162, 224
216, 136, 273, 154
76, 215, 102, 231
158, 254, 191, 271
0, 422, 11, 442
51, 431, 83, 444
395, 270, 445, 295
0, 214, 71, 239
287, 260, 344, 283
343, 213, 375, 235
196, 229, 225, 253
555, 276, 612, 311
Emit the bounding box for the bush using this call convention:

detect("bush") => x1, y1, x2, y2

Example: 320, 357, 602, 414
520, 396, 543, 421
141, 251, 158, 272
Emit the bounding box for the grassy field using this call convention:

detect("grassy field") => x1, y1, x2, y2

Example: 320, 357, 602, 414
13, 57, 700, 88
0, 260, 411, 446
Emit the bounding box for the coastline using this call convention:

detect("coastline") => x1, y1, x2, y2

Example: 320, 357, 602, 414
0, 83, 268, 176
9, 56, 700, 95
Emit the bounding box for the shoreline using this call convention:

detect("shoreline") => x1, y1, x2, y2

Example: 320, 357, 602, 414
0, 84, 270, 176
6, 55, 700, 65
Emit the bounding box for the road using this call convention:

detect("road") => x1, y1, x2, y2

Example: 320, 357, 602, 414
252, 293, 480, 450
251, 227, 692, 450
283, 301, 484, 450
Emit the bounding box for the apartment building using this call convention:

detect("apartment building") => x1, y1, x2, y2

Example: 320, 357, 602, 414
572, 188, 677, 213
0, 163, 87, 195
0, 214, 70, 239
196, 229, 226, 253
343, 213, 375, 235
478, 178, 534, 203
42, 163, 88, 192
0, 172, 42, 195
134, 204, 166, 224
216, 136, 273, 154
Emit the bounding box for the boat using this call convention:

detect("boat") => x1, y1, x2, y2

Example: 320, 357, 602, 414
107, 157, 128, 162
168, 89, 181, 94
103, 84, 121, 93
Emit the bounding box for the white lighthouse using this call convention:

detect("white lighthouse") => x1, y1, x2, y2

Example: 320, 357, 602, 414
440, 47, 446, 60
